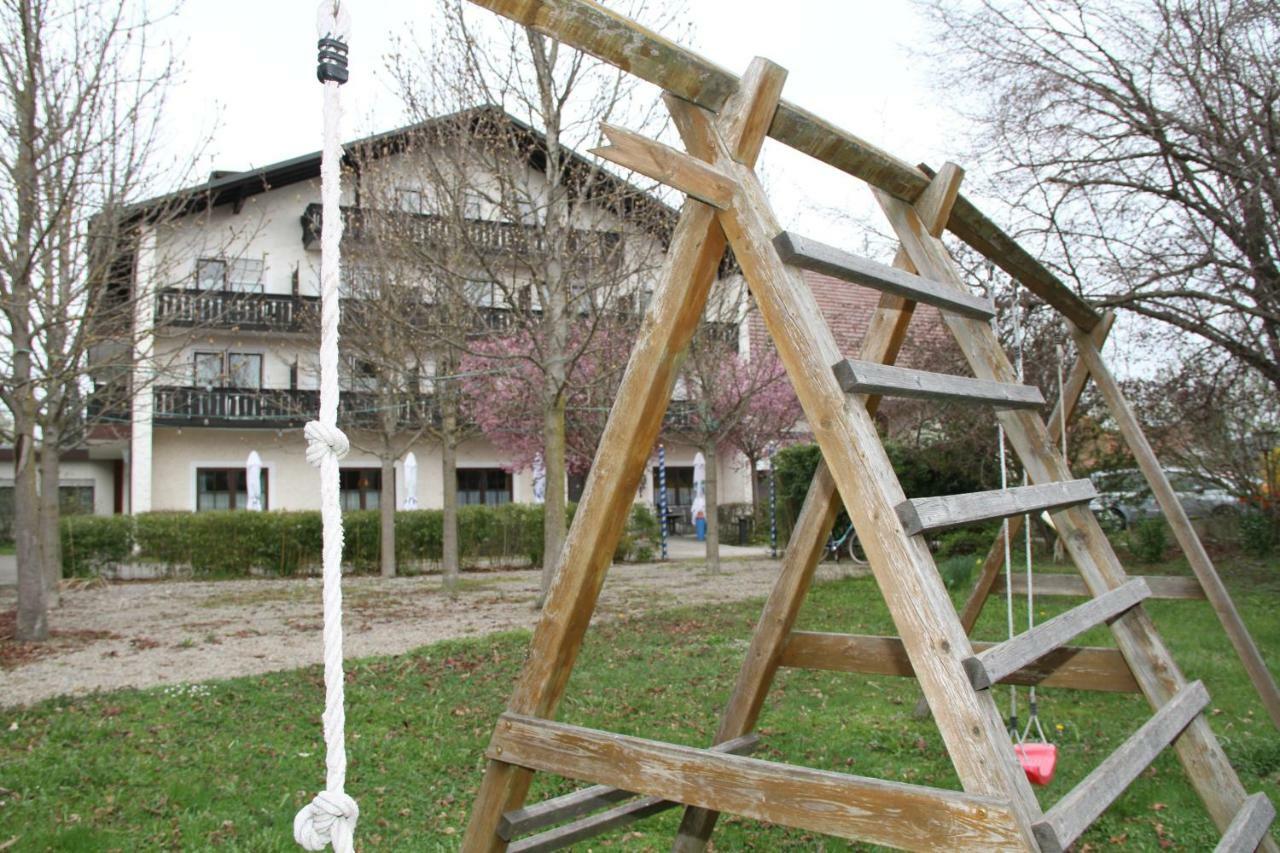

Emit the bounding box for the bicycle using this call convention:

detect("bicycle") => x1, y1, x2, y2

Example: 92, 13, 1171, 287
821, 520, 868, 566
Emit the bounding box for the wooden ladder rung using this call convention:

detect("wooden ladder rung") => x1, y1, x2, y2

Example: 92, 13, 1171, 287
774, 231, 996, 319
489, 712, 1027, 850
963, 579, 1150, 690
510, 797, 669, 852
1213, 792, 1276, 853
1033, 681, 1211, 853
833, 359, 1045, 409
499, 733, 759, 842
993, 572, 1206, 601
897, 479, 1097, 535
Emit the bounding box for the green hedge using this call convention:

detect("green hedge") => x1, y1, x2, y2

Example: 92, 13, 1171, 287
59, 502, 660, 578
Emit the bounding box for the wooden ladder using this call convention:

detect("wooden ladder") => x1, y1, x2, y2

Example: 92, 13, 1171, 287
460, 54, 1276, 853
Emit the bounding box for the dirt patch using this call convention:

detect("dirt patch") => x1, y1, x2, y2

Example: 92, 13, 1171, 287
0, 559, 861, 708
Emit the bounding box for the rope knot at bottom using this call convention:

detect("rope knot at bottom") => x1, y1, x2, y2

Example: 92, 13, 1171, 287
304, 421, 350, 467
294, 790, 358, 852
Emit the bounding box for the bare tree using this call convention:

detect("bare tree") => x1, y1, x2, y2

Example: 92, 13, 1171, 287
0, 0, 184, 640
385, 1, 681, 602
923, 0, 1280, 391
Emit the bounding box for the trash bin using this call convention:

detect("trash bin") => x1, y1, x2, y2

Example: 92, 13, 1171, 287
695, 513, 706, 541
737, 516, 751, 546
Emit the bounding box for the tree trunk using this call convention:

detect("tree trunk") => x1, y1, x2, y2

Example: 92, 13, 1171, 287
704, 440, 721, 574
539, 393, 567, 606
14, 426, 47, 640
442, 425, 460, 597
379, 451, 396, 578
38, 427, 62, 607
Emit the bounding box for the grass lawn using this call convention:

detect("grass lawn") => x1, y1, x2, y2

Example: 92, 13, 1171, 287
2, 550, 1278, 851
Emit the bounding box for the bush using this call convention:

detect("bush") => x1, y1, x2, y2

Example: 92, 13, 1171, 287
933, 523, 1001, 559
937, 555, 977, 592
1128, 517, 1169, 563
61, 515, 133, 577
1238, 510, 1278, 556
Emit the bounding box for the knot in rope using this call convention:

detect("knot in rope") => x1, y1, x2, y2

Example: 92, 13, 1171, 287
294, 790, 359, 852
304, 421, 349, 467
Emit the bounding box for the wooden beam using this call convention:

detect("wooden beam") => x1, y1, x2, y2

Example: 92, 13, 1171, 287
509, 797, 669, 852
781, 631, 1140, 693
993, 573, 1206, 601
1214, 793, 1277, 853
461, 56, 787, 853
773, 232, 995, 319
964, 579, 1150, 690
592, 123, 737, 209
897, 480, 1096, 536
499, 733, 758, 841
489, 714, 1027, 851
1033, 681, 1211, 853
1073, 329, 1280, 730
833, 359, 1044, 409
672, 161, 967, 852
877, 188, 1270, 849
463, 0, 1101, 331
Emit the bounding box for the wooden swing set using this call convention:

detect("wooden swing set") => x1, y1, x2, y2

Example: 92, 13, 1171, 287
455, 2, 1280, 849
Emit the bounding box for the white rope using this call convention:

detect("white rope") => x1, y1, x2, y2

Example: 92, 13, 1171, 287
294, 3, 356, 851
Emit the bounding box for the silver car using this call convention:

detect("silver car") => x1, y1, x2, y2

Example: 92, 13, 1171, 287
1089, 468, 1238, 531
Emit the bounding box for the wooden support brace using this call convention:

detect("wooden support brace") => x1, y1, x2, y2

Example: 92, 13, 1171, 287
1033, 681, 1211, 853
897, 479, 1096, 536
593, 124, 738, 210
993, 573, 1205, 601
781, 631, 1140, 693
833, 359, 1044, 409
963, 579, 1150, 690
490, 713, 1027, 851
509, 797, 669, 852
1213, 793, 1277, 853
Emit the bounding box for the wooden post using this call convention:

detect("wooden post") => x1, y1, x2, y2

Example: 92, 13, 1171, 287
460, 58, 786, 853
672, 165, 965, 851
1074, 329, 1280, 730
877, 189, 1273, 850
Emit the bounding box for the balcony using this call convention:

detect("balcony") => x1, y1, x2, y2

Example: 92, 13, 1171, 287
302, 204, 623, 267
155, 288, 318, 334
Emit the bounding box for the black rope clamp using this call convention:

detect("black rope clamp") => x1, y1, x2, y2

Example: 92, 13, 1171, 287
317, 36, 349, 85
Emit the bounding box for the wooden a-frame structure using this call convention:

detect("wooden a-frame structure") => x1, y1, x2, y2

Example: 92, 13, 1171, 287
457, 2, 1280, 850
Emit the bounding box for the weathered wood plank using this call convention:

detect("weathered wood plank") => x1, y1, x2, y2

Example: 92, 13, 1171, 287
463, 0, 1102, 331
878, 188, 1269, 849
592, 123, 737, 209
1213, 793, 1276, 853
774, 232, 994, 319
490, 713, 1026, 851
1074, 330, 1280, 730
782, 631, 1140, 693
499, 734, 759, 840
964, 579, 1150, 690
672, 162, 967, 852
897, 480, 1096, 536
461, 56, 786, 853
1033, 681, 1211, 853
509, 796, 669, 852
833, 359, 1044, 409
993, 573, 1206, 601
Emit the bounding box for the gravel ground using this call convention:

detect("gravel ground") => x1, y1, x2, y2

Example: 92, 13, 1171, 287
0, 558, 859, 708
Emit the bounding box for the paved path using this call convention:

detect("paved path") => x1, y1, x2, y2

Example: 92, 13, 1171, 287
0, 554, 14, 586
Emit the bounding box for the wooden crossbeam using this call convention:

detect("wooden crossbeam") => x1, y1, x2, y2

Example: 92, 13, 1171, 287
773, 232, 994, 319
1033, 681, 1211, 853
498, 734, 759, 842
592, 124, 737, 210
833, 359, 1044, 409
781, 631, 1140, 693
963, 579, 1150, 690
1214, 793, 1277, 853
464, 0, 1102, 331
897, 480, 1096, 536
509, 797, 669, 852
993, 573, 1206, 601
489, 713, 1027, 851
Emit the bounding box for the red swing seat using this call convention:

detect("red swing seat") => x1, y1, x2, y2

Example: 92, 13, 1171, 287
1015, 742, 1058, 785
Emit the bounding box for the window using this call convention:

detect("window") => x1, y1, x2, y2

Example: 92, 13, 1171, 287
196, 467, 268, 511
339, 468, 382, 511
193, 351, 262, 389
396, 188, 425, 214
457, 468, 512, 506
195, 258, 227, 291
59, 485, 95, 516
340, 356, 378, 392
462, 188, 485, 220
462, 278, 498, 307
654, 466, 694, 509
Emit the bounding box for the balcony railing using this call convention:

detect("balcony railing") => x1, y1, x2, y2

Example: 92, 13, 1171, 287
155, 288, 318, 334
302, 204, 623, 266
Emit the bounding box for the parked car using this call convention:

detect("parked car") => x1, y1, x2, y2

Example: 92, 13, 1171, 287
1089, 468, 1239, 531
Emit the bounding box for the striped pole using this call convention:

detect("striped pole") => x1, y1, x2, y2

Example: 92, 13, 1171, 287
657, 444, 669, 560
769, 449, 778, 558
